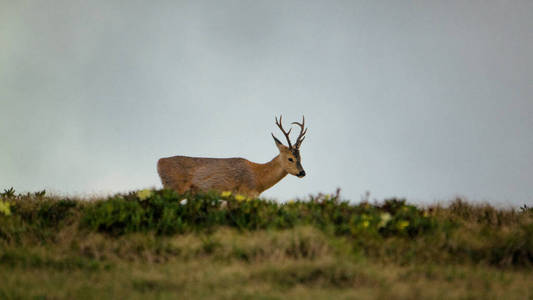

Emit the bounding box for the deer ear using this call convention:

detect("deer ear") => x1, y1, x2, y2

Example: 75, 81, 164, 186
272, 133, 285, 150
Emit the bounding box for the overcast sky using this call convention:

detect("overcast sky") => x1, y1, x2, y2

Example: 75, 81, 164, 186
1, 1, 532, 205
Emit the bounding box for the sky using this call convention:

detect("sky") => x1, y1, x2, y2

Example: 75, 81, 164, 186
1, 1, 532, 205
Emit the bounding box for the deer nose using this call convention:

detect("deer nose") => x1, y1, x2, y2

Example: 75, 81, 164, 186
298, 170, 306, 177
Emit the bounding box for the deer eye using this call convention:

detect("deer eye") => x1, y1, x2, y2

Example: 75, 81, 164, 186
288, 158, 294, 162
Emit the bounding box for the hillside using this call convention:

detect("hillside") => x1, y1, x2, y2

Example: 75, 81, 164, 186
1, 188, 532, 299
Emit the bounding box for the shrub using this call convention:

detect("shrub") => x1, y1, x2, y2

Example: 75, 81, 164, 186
2, 188, 532, 268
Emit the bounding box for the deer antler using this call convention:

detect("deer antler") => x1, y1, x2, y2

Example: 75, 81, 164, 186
291, 115, 307, 149
274, 115, 293, 148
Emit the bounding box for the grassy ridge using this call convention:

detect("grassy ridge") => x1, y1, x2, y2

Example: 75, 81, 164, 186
0, 188, 532, 299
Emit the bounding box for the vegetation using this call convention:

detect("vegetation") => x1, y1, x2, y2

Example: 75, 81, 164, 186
1, 188, 532, 299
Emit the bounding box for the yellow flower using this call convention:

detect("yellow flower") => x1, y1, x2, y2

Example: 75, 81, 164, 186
288, 199, 295, 204
136, 189, 153, 201
378, 213, 392, 228
234, 194, 247, 202
0, 200, 11, 216
397, 220, 409, 230
221, 191, 232, 197
362, 220, 370, 228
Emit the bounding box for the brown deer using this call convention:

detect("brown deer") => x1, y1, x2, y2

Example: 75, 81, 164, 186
157, 115, 307, 197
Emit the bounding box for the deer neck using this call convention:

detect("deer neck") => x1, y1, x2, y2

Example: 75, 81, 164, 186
255, 155, 288, 193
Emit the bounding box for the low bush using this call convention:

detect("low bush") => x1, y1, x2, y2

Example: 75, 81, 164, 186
0, 188, 532, 268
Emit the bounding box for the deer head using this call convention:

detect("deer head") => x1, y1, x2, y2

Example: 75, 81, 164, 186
271, 115, 308, 178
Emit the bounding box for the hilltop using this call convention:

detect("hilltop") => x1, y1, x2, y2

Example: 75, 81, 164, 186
0, 188, 532, 299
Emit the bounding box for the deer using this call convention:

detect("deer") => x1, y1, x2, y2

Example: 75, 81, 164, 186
157, 115, 308, 197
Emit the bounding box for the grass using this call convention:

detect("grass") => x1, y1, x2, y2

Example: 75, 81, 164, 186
0, 188, 532, 299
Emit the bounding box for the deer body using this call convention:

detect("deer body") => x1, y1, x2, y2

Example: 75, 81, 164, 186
157, 116, 307, 197
157, 155, 287, 197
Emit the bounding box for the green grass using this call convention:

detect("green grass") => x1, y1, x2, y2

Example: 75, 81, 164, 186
0, 188, 532, 299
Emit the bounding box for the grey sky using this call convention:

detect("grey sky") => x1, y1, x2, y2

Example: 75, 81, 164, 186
1, 1, 532, 205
